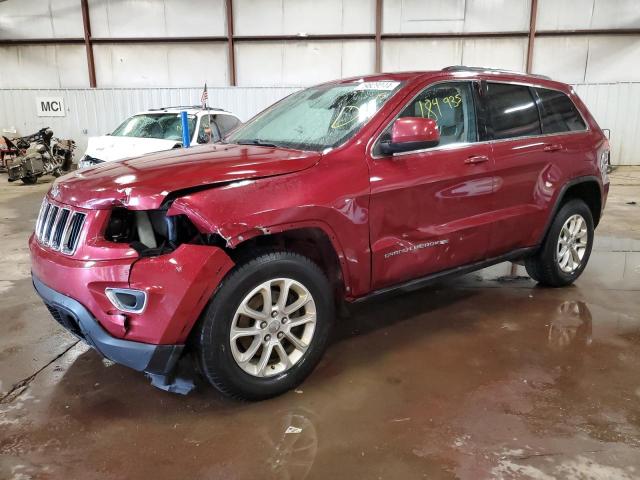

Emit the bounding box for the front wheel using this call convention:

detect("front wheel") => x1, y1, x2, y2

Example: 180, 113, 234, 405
525, 199, 594, 287
196, 251, 334, 400
21, 176, 38, 185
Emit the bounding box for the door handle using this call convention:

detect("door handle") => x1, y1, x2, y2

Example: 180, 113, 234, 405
465, 155, 489, 164
543, 143, 563, 152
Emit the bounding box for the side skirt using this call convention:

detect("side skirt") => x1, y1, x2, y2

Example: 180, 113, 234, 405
352, 246, 538, 304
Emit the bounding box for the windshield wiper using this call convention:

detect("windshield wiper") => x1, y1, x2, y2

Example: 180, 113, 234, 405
236, 139, 279, 148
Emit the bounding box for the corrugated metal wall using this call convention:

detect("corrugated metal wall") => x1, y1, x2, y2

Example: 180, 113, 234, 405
574, 83, 640, 166
0, 87, 301, 153
0, 83, 638, 165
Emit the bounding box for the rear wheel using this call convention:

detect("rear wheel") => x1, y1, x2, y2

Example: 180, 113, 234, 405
196, 251, 334, 400
525, 199, 594, 287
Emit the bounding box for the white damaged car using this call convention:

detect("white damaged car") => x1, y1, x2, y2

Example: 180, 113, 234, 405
78, 106, 242, 169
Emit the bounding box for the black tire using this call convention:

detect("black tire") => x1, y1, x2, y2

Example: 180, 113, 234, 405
525, 199, 594, 287
21, 176, 38, 185
196, 251, 334, 401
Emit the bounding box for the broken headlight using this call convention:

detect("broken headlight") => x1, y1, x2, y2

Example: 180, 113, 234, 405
105, 208, 200, 256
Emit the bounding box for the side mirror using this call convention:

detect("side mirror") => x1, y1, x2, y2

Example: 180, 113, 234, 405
379, 117, 440, 155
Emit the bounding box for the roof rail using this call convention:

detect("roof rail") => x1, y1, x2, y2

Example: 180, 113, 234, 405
442, 65, 551, 80
147, 105, 226, 112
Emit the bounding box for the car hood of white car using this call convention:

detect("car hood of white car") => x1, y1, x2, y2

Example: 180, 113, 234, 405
84, 135, 182, 163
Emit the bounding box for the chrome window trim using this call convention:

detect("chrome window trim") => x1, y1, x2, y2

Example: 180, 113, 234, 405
370, 77, 590, 161
388, 129, 589, 158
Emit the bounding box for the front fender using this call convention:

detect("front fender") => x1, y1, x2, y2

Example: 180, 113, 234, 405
166, 170, 372, 298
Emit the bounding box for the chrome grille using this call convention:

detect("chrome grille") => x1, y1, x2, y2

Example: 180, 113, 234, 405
35, 198, 86, 255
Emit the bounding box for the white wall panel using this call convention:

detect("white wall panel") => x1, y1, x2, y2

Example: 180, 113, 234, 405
463, 0, 530, 32
0, 45, 89, 88
88, 0, 226, 38
538, 0, 640, 30
533, 36, 640, 83
590, 0, 640, 30
461, 38, 527, 71
382, 39, 462, 71
383, 0, 530, 33
382, 38, 527, 72
93, 43, 228, 87
234, 0, 375, 36
0, 0, 84, 39
574, 83, 640, 165
236, 40, 374, 86
0, 87, 300, 153
532, 37, 589, 83
584, 36, 640, 83
537, 0, 595, 30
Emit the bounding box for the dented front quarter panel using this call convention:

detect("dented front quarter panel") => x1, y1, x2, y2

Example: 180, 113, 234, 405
128, 244, 235, 344
168, 147, 373, 298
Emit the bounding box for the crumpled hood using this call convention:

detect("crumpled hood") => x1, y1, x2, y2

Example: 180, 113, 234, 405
84, 135, 180, 162
54, 144, 321, 210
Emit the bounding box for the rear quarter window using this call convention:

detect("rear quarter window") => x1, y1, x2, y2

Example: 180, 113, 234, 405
484, 82, 541, 140
534, 88, 587, 134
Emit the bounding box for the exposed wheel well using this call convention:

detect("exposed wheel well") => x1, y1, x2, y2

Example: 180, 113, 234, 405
561, 180, 602, 227
227, 227, 346, 300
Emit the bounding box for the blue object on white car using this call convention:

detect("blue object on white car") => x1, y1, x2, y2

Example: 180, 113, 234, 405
78, 106, 242, 169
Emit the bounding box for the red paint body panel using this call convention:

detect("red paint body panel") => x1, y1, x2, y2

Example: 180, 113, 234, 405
55, 144, 321, 210
167, 144, 372, 297
368, 142, 495, 288
391, 117, 440, 144
128, 245, 234, 344
30, 234, 132, 338
30, 69, 609, 349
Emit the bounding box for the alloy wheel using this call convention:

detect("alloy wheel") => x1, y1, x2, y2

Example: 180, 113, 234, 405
556, 214, 588, 273
229, 278, 317, 377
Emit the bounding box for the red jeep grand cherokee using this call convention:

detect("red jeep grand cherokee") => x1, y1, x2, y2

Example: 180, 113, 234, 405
30, 67, 609, 400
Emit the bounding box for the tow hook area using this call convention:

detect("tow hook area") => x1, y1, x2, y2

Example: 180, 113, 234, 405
146, 355, 199, 395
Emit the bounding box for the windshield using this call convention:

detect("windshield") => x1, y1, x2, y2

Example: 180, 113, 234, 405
112, 113, 197, 141
227, 81, 404, 151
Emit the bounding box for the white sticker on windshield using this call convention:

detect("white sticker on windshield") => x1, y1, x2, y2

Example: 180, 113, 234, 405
354, 81, 400, 91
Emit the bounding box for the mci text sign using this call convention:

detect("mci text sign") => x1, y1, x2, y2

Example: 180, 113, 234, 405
36, 97, 65, 117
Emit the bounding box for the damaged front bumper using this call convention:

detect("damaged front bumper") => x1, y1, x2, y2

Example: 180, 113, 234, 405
30, 231, 236, 393
33, 275, 186, 386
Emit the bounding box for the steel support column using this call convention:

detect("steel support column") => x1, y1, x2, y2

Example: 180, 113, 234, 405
226, 0, 237, 86
80, 0, 97, 88
375, 0, 383, 72
526, 0, 538, 73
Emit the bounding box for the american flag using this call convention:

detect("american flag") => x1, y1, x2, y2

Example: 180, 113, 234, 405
201, 83, 208, 108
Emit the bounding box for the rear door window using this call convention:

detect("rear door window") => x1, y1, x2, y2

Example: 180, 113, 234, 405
484, 83, 541, 140
534, 88, 587, 133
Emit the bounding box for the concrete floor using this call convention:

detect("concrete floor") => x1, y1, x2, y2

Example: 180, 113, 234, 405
1, 168, 639, 480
